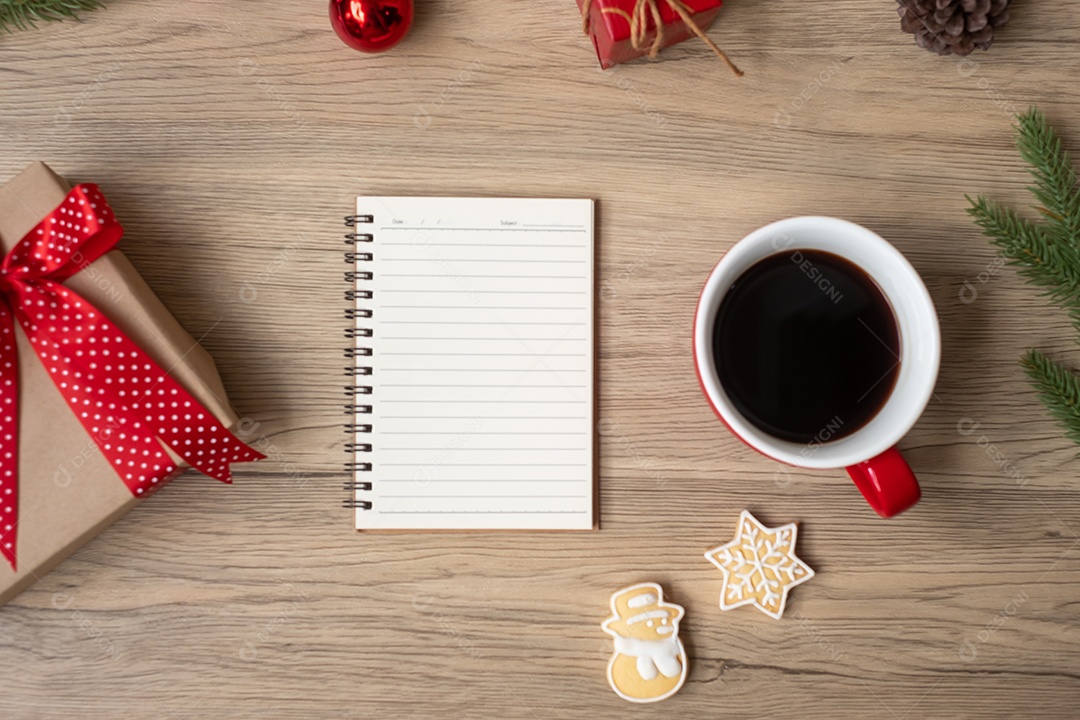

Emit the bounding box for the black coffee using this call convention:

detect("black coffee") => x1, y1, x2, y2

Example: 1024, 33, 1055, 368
712, 249, 900, 444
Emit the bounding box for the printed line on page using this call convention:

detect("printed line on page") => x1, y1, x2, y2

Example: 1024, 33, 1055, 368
379, 227, 585, 232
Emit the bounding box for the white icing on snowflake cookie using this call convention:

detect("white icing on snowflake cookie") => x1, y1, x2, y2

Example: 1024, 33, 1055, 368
704, 510, 814, 620
601, 582, 688, 703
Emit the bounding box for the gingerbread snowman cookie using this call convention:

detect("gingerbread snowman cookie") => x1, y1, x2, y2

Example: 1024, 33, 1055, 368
601, 582, 688, 703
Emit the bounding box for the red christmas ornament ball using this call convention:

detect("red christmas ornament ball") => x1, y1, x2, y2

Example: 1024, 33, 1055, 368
330, 0, 413, 53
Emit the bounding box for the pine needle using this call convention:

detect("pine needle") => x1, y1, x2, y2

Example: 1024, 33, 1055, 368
1020, 349, 1080, 450
0, 0, 102, 34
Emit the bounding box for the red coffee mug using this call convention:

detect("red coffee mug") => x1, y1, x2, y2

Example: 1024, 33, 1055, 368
692, 217, 940, 517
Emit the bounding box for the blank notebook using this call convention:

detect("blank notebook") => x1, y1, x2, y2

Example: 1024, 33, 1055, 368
345, 197, 595, 530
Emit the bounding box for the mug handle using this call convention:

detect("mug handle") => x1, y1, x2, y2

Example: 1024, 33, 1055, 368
845, 447, 921, 518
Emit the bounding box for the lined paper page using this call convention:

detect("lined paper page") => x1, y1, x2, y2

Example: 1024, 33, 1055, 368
354, 197, 594, 530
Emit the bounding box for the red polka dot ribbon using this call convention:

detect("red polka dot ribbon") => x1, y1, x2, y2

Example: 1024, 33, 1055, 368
0, 184, 265, 570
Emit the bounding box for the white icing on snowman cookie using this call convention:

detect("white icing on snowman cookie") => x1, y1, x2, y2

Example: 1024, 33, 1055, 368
601, 582, 688, 703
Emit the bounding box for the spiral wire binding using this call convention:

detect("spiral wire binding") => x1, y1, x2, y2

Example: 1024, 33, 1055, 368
343, 214, 374, 511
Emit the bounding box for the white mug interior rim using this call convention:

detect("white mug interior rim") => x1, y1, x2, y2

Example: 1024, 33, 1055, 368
694, 216, 941, 469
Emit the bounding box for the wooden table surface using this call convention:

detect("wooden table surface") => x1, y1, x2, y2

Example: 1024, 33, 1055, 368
2, 0, 1080, 717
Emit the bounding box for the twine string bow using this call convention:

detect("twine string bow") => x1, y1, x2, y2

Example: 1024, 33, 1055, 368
581, 0, 742, 76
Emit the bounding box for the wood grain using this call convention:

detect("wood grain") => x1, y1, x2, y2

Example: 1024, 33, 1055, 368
2, 0, 1080, 717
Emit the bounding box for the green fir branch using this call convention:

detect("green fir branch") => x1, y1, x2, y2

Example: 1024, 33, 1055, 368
1020, 349, 1080, 450
968, 107, 1080, 452
967, 194, 1080, 319
0, 0, 102, 34
1015, 108, 1080, 244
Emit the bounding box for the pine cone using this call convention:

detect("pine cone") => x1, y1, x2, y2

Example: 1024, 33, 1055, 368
897, 0, 1010, 56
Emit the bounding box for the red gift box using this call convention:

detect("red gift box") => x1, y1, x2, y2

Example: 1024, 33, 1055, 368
577, 0, 740, 73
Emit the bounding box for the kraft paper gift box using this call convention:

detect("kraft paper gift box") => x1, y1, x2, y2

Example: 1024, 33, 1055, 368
0, 162, 260, 605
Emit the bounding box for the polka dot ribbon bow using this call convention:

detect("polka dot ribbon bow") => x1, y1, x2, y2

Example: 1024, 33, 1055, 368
0, 184, 264, 570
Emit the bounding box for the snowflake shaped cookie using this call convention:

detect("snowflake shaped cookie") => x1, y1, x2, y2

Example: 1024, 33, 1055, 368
704, 510, 814, 620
